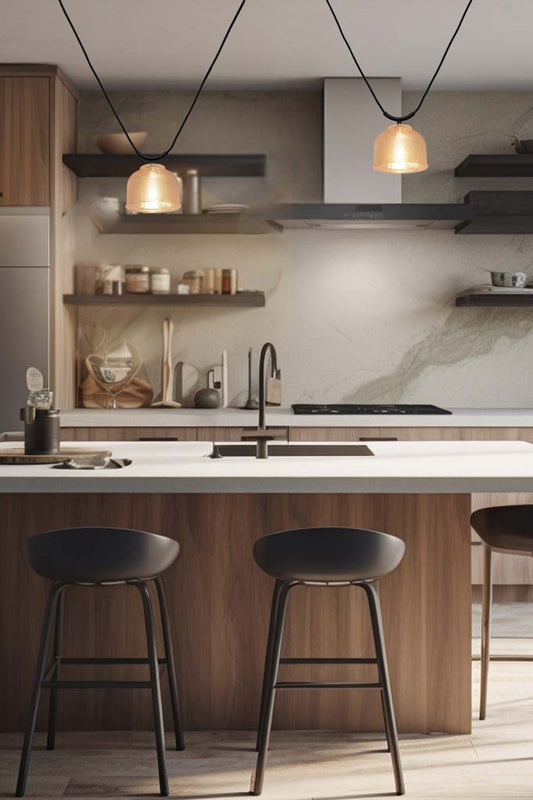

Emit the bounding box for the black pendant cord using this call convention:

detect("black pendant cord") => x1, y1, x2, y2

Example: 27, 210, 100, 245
56, 0, 247, 162
324, 0, 474, 124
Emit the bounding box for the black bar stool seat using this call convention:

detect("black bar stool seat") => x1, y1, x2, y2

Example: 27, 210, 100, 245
16, 527, 185, 798
28, 527, 180, 583
252, 526, 406, 796
254, 526, 405, 583
471, 505, 533, 721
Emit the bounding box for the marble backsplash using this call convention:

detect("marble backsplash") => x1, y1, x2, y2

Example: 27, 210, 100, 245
73, 89, 533, 408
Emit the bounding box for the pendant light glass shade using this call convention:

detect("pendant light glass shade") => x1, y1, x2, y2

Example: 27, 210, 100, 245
126, 163, 182, 213
373, 123, 428, 174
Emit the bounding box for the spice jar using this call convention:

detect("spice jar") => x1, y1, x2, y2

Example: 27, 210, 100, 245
202, 268, 215, 294
150, 267, 171, 294
222, 268, 238, 295
182, 270, 203, 294
125, 265, 150, 293
213, 268, 222, 294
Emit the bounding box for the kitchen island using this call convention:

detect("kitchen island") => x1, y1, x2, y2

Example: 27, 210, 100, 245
1, 439, 533, 737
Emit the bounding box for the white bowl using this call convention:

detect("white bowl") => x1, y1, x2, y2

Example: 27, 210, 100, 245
95, 132, 148, 155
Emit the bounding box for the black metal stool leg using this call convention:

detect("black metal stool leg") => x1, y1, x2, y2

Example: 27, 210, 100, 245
380, 690, 391, 752
480, 543, 492, 721
154, 576, 185, 751
136, 581, 169, 797
252, 581, 291, 796
16, 583, 65, 797
256, 579, 284, 752
362, 582, 405, 796
46, 589, 65, 751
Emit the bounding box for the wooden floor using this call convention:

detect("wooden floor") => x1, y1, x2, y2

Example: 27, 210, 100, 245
0, 638, 530, 799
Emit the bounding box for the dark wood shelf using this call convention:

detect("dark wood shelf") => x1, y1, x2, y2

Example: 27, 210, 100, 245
63, 153, 266, 178
94, 213, 276, 235
63, 292, 266, 307
455, 154, 533, 177
456, 293, 533, 307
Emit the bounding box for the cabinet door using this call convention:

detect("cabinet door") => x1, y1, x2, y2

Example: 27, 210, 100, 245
61, 427, 197, 442
0, 77, 50, 206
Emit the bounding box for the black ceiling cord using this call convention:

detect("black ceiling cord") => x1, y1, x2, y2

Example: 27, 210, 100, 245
324, 0, 474, 123
56, 0, 248, 161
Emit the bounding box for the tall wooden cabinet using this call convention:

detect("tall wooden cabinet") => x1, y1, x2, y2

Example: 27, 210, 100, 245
0, 65, 78, 409
0, 76, 50, 205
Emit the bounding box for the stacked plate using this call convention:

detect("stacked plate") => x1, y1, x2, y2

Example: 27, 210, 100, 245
204, 204, 250, 214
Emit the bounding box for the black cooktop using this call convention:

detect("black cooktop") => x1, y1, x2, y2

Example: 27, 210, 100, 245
292, 404, 452, 415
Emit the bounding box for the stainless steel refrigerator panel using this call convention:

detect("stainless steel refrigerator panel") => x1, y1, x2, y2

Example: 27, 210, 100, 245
0, 267, 49, 431
0, 212, 50, 267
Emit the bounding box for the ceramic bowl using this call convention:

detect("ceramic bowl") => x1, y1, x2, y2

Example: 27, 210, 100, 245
95, 132, 148, 155
490, 270, 527, 288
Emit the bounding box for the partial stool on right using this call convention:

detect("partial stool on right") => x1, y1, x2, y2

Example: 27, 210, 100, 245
251, 526, 406, 796
471, 505, 533, 720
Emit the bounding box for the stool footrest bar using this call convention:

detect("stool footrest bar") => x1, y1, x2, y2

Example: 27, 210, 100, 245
41, 680, 152, 689
274, 681, 382, 689
59, 657, 167, 665
280, 657, 377, 665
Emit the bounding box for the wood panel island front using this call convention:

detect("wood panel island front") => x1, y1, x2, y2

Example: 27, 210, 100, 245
1, 439, 533, 738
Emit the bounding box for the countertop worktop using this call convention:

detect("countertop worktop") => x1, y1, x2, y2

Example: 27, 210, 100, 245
59, 407, 533, 428
2, 439, 533, 494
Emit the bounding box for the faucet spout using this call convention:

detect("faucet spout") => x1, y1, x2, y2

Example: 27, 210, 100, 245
258, 342, 278, 431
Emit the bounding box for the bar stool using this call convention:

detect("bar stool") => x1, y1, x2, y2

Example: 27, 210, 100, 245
16, 527, 185, 798
471, 505, 533, 720
251, 526, 406, 796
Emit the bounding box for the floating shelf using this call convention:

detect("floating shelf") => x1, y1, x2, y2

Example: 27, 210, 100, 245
63, 153, 266, 178
94, 213, 276, 235
63, 292, 266, 307
455, 154, 533, 177
456, 293, 533, 307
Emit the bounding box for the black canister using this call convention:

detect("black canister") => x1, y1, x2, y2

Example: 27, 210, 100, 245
21, 408, 60, 455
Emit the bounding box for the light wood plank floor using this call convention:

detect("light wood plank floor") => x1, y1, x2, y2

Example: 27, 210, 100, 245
0, 639, 531, 799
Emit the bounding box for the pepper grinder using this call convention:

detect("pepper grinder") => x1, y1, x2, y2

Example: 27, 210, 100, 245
243, 347, 259, 410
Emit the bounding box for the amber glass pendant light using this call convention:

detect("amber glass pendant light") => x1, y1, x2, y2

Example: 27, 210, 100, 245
373, 123, 428, 174
57, 0, 247, 212
126, 164, 181, 214
325, 0, 473, 174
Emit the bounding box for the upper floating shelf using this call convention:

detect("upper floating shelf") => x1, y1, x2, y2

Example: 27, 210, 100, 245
95, 213, 276, 235
456, 293, 533, 307
63, 153, 266, 178
63, 292, 266, 307
455, 155, 533, 177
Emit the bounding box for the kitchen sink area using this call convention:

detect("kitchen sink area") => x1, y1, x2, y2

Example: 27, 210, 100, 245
209, 442, 374, 458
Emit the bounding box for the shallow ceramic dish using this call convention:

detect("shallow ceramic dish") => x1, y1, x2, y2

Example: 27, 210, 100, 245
95, 131, 148, 154
489, 270, 527, 288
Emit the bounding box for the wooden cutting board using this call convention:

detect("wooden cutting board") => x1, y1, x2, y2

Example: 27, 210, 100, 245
0, 448, 112, 465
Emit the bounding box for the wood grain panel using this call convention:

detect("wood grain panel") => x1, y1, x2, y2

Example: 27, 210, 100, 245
61, 427, 197, 442
0, 77, 50, 205
0, 492, 471, 735
50, 75, 78, 411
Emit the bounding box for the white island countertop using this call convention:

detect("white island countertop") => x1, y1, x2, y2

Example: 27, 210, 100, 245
59, 407, 533, 428
2, 439, 533, 494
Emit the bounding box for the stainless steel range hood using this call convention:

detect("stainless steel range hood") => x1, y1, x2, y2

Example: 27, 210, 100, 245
269, 203, 469, 231
269, 79, 468, 230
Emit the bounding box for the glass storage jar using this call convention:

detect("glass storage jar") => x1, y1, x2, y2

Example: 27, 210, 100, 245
150, 267, 171, 294
125, 266, 150, 293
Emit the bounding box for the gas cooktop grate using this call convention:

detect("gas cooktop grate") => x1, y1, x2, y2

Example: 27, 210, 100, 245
292, 404, 452, 415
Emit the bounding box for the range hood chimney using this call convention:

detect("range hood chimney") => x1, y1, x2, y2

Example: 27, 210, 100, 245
323, 77, 402, 203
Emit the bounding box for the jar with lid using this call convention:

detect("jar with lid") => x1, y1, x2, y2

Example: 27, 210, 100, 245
150, 267, 171, 294
182, 270, 203, 294
125, 265, 150, 294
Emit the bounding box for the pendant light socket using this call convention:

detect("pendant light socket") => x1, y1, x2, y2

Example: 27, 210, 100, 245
373, 123, 428, 174
126, 163, 182, 214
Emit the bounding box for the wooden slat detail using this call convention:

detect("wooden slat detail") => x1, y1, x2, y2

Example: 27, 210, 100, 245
0, 492, 471, 735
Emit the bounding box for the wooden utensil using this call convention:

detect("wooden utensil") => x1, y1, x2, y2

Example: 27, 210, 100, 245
152, 318, 181, 408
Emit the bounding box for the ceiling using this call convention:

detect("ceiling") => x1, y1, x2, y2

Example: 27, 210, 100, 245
3, 0, 533, 93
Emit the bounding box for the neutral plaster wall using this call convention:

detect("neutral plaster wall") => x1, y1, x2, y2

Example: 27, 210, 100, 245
74, 89, 533, 407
